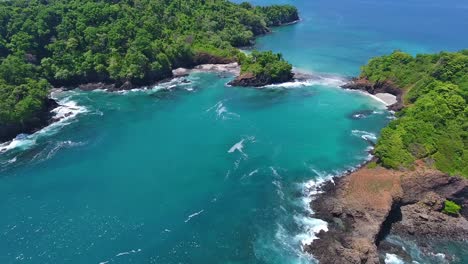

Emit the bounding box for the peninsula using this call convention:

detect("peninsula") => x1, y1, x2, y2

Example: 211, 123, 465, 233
307, 50, 468, 263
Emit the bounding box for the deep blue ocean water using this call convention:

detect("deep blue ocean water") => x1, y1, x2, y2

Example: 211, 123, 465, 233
1, 1, 467, 263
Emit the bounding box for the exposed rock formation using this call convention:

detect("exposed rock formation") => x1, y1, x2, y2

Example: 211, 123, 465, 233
342, 78, 404, 111
305, 163, 468, 264
228, 72, 294, 87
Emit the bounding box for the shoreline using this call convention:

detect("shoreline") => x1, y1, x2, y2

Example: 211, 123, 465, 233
304, 160, 468, 264
302, 77, 467, 263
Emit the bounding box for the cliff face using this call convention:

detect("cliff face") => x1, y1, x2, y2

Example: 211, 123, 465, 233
305, 163, 468, 264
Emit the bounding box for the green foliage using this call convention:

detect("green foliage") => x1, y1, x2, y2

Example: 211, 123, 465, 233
443, 200, 462, 215
0, 0, 297, 132
239, 50, 293, 83
367, 161, 378, 169
362, 51, 468, 177
0, 54, 49, 125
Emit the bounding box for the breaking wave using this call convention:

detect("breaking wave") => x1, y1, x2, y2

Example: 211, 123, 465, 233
352, 129, 377, 143
0, 95, 87, 155
264, 73, 347, 89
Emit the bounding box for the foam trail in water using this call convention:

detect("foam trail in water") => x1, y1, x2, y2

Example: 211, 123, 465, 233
115, 248, 142, 257
206, 100, 239, 120
185, 210, 204, 223
352, 130, 377, 142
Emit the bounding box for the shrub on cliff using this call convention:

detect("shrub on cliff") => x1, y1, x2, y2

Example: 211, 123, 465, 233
0, 54, 49, 126
443, 200, 462, 216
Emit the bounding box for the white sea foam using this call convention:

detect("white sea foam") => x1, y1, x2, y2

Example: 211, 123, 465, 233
184, 210, 204, 223
270, 166, 281, 178
206, 100, 239, 120
0, 135, 36, 153
294, 173, 336, 249
294, 215, 328, 247
241, 168, 259, 180
228, 139, 245, 154
352, 129, 377, 142
384, 253, 405, 264
0, 95, 87, 155
248, 169, 259, 177
115, 248, 142, 257
264, 75, 346, 89
272, 180, 285, 200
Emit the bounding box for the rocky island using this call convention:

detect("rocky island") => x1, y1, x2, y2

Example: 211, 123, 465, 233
306, 50, 468, 263
229, 50, 294, 87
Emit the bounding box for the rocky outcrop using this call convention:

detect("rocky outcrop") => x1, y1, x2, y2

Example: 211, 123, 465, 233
305, 163, 468, 264
305, 167, 402, 264
228, 72, 294, 87
0, 98, 58, 142
342, 78, 404, 111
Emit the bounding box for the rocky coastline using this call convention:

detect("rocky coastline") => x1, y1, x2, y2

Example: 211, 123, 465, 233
342, 78, 404, 111
228, 71, 294, 87
305, 160, 467, 264
0, 98, 59, 143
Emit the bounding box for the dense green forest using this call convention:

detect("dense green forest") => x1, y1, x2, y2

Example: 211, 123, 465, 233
0, 0, 298, 140
361, 50, 468, 177
238, 50, 293, 84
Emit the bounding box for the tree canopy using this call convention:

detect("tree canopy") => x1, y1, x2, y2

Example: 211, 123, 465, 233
239, 50, 293, 84
361, 50, 468, 177
0, 0, 298, 136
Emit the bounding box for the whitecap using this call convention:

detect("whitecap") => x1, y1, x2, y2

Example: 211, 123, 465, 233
115, 248, 142, 257
352, 129, 377, 142
228, 139, 245, 154
184, 210, 204, 223
206, 100, 239, 120
248, 169, 259, 177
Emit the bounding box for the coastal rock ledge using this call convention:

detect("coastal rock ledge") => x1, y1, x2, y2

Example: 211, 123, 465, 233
305, 162, 468, 264
342, 78, 403, 111
228, 72, 294, 87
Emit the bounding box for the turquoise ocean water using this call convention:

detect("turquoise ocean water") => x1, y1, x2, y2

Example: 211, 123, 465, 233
1, 0, 467, 263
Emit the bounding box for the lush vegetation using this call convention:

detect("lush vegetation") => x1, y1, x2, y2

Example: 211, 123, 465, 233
0, 0, 297, 137
239, 50, 293, 83
443, 200, 462, 215
360, 50, 468, 177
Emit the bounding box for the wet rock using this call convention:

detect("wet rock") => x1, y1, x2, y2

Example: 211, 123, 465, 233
228, 72, 294, 87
